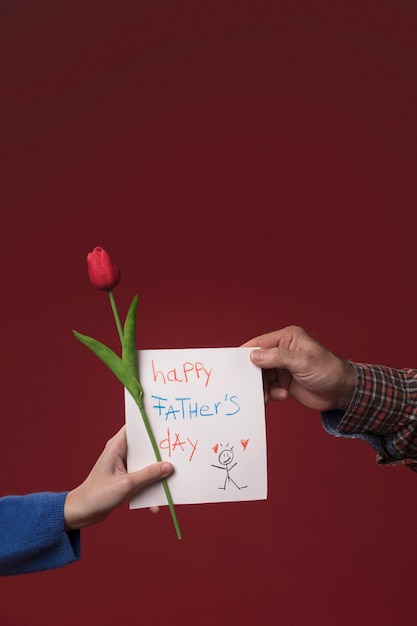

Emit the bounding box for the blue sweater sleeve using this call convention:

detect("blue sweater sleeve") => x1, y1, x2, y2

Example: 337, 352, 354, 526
0, 492, 81, 576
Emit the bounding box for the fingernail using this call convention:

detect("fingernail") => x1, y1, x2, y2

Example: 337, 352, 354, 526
161, 462, 173, 475
251, 349, 264, 363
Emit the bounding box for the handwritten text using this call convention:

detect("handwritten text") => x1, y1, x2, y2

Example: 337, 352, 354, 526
159, 427, 198, 461
152, 360, 212, 388
151, 394, 241, 420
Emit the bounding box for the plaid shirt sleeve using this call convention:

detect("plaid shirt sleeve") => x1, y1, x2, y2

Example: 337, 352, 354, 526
335, 362, 417, 471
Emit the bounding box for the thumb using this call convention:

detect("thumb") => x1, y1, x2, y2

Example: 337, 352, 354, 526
127, 461, 174, 493
250, 346, 296, 370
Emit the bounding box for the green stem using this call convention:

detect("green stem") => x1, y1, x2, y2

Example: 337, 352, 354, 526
109, 290, 124, 343
135, 395, 182, 540
109, 289, 181, 539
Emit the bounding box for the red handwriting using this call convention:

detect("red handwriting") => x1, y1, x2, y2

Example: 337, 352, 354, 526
159, 427, 199, 461
152, 360, 212, 388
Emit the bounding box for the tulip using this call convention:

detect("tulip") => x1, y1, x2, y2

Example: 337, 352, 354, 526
87, 247, 121, 291
74, 247, 182, 539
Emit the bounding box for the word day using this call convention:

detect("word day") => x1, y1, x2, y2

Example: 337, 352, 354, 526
159, 427, 198, 461
151, 393, 241, 421
152, 359, 212, 388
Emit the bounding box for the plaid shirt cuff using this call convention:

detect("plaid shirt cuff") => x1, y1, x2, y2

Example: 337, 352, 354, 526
325, 363, 417, 471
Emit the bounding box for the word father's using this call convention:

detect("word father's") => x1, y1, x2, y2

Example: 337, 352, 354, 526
152, 393, 240, 421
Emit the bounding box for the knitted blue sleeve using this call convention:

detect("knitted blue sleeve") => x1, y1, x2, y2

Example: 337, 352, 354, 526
0, 492, 81, 576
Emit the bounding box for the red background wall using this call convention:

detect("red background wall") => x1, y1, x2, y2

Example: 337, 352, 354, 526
1, 1, 416, 625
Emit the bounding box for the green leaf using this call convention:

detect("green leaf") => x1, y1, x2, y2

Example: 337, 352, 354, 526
122, 294, 139, 374
72, 330, 142, 403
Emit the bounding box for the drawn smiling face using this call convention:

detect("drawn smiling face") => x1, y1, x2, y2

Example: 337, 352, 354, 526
218, 447, 234, 466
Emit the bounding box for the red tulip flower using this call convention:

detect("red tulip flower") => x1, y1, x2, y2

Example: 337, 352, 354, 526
87, 247, 121, 291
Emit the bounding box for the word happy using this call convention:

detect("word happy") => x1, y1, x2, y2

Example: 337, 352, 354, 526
152, 359, 212, 388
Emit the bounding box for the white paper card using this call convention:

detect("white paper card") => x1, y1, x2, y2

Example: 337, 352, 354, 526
125, 347, 267, 508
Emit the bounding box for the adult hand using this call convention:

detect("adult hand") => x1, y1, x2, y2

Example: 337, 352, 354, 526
244, 326, 357, 411
64, 426, 173, 530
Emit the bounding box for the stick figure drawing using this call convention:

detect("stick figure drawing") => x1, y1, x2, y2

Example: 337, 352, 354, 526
211, 443, 248, 490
